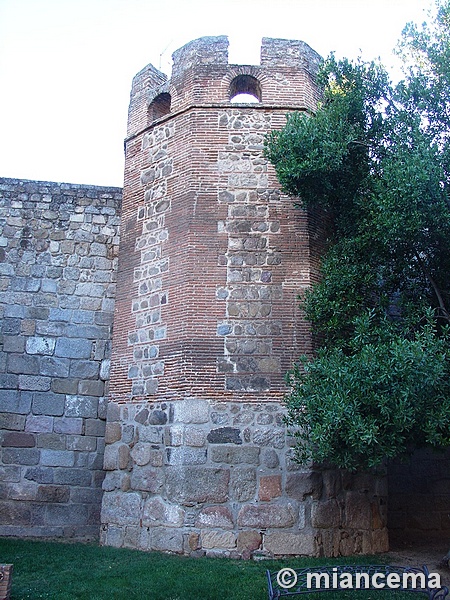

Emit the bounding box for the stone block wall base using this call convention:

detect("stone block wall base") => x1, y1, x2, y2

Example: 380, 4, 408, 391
100, 400, 388, 558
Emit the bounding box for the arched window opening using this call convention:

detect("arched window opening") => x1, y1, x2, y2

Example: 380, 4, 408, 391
229, 75, 262, 103
148, 92, 171, 122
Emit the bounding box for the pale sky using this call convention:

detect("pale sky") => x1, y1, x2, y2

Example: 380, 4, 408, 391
0, 0, 431, 187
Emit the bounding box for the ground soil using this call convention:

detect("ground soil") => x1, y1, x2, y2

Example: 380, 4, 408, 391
386, 540, 450, 588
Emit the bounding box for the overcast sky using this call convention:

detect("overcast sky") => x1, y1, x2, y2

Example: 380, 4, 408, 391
0, 0, 432, 187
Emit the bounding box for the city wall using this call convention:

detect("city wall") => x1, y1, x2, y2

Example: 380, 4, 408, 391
0, 178, 121, 539
0, 35, 448, 554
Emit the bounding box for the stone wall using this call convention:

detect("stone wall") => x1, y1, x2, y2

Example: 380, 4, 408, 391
100, 399, 388, 557
0, 177, 121, 539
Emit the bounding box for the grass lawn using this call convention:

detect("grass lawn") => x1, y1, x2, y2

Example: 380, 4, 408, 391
0, 537, 420, 599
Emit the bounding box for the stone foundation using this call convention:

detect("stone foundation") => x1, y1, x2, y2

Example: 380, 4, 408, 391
100, 399, 388, 557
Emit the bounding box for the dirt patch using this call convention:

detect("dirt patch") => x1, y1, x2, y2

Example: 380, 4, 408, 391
386, 540, 450, 587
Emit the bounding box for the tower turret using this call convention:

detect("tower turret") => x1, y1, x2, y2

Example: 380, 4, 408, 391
101, 36, 388, 558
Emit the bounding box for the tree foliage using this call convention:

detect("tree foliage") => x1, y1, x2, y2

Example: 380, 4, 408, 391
266, 1, 450, 470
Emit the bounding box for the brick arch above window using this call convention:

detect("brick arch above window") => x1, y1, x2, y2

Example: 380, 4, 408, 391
229, 74, 262, 103
148, 92, 171, 122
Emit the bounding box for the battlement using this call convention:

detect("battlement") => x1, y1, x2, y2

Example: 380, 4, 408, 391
127, 36, 322, 137
171, 35, 230, 76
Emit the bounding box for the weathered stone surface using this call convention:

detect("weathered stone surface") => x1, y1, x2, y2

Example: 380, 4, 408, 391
78, 380, 104, 397
24, 466, 54, 484
148, 409, 167, 425
0, 412, 26, 431
46, 504, 89, 527
166, 467, 230, 503
264, 531, 317, 556
164, 425, 184, 447
31, 392, 65, 416
2, 448, 40, 465
258, 475, 282, 501
26, 336, 56, 355
106, 402, 121, 423
54, 338, 92, 359
53, 468, 92, 487
148, 449, 164, 467
237, 530, 262, 558
230, 467, 256, 502
139, 425, 163, 444
105, 422, 121, 444
261, 448, 279, 469
65, 395, 98, 418
53, 417, 83, 435
322, 470, 342, 499
188, 532, 200, 551
8, 482, 37, 501
102, 524, 123, 548
317, 530, 341, 558
0, 501, 32, 525
237, 503, 296, 528
150, 527, 184, 553
130, 443, 152, 466
142, 496, 184, 527
370, 528, 389, 553
41, 450, 75, 467
286, 471, 323, 501
311, 500, 341, 529
252, 427, 285, 448
36, 485, 70, 503
184, 427, 206, 447
25, 415, 53, 433
130, 466, 164, 493
173, 399, 209, 424
103, 445, 119, 471
2, 432, 36, 448
19, 375, 51, 392
201, 530, 236, 550
207, 427, 242, 445
344, 492, 372, 530
66, 435, 97, 452
134, 408, 149, 424
122, 526, 140, 549
210, 446, 259, 464
37, 433, 65, 450
196, 506, 234, 529
0, 178, 119, 539
84, 419, 106, 437
166, 446, 207, 465
101, 491, 141, 526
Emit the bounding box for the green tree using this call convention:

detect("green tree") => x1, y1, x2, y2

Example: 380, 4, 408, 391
266, 1, 450, 471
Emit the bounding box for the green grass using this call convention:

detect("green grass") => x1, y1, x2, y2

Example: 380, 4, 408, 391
0, 537, 424, 599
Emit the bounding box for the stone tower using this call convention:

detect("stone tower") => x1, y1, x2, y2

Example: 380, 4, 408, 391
100, 36, 388, 557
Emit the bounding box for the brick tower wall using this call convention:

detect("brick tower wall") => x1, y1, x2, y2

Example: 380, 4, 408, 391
102, 37, 388, 558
